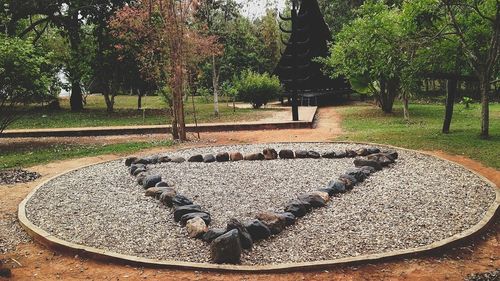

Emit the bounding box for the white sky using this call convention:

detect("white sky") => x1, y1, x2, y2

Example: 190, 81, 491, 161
237, 0, 287, 18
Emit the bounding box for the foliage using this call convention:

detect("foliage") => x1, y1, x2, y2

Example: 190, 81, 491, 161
233, 70, 282, 108
0, 36, 52, 134
461, 96, 473, 109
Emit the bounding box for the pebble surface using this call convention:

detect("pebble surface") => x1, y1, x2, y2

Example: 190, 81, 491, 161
25, 143, 497, 265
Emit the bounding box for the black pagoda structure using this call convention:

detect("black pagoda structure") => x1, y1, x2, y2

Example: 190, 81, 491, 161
275, 0, 349, 115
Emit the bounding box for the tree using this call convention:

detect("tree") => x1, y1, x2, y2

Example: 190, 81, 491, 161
111, 0, 219, 141
321, 1, 407, 113
0, 36, 52, 134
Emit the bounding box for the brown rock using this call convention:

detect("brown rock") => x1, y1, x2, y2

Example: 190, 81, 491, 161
230, 152, 243, 161
186, 217, 208, 238
262, 148, 278, 160
310, 190, 330, 203
255, 211, 286, 235
244, 153, 265, 161
145, 187, 175, 199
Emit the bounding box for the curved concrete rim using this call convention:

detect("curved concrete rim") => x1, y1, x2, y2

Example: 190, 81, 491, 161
18, 141, 500, 272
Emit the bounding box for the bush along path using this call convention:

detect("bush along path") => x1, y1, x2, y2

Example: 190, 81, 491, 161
125, 146, 398, 264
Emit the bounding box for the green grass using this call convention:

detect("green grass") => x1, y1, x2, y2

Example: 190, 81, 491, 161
9, 95, 270, 129
0, 139, 175, 170
336, 102, 500, 169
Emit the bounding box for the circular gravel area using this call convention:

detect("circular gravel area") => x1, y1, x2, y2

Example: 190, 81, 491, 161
24, 143, 497, 265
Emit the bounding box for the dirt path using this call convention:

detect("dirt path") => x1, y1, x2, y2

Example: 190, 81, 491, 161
1, 106, 499, 281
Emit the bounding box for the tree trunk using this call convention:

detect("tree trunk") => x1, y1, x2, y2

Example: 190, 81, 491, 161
67, 22, 84, 112
70, 81, 83, 112
379, 78, 397, 113
442, 78, 457, 133
479, 76, 489, 138
137, 90, 143, 110
212, 55, 219, 117
402, 91, 410, 121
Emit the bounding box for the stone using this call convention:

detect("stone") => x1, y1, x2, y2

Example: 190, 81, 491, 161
136, 173, 147, 185
278, 149, 295, 159
134, 158, 151, 165
326, 180, 347, 194
298, 192, 327, 208
171, 157, 185, 163
159, 189, 177, 206
310, 190, 330, 202
216, 152, 230, 162
368, 153, 395, 166
132, 167, 146, 176
295, 150, 308, 158
244, 219, 271, 241
333, 150, 347, 158
230, 152, 243, 161
0, 268, 12, 278
367, 147, 381, 155
174, 205, 202, 222
244, 153, 265, 161
383, 150, 398, 159
338, 174, 358, 189
142, 175, 162, 189
180, 212, 211, 226
276, 212, 296, 226
203, 154, 216, 163
172, 195, 193, 206
345, 168, 367, 182
186, 217, 208, 238
155, 181, 169, 187
145, 186, 173, 198
146, 155, 159, 164
307, 151, 321, 159
125, 157, 138, 166
188, 154, 204, 162
210, 229, 241, 264
227, 218, 253, 250
262, 148, 278, 160
353, 157, 383, 171
345, 149, 357, 158
255, 211, 286, 235
202, 228, 226, 243
129, 164, 145, 175
322, 152, 337, 158
284, 199, 309, 217
360, 165, 377, 175
355, 148, 369, 156
318, 187, 335, 196
158, 155, 171, 163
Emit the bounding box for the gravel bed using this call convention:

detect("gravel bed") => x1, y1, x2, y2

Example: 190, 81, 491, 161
0, 215, 31, 253
24, 143, 497, 265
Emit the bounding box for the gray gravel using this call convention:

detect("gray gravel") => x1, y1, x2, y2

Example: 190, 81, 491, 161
0, 214, 31, 253
25, 143, 497, 265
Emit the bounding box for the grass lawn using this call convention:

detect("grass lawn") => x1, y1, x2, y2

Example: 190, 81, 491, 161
0, 139, 175, 170
8, 95, 271, 129
336, 102, 500, 169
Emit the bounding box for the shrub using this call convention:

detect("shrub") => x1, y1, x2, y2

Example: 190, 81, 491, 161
233, 70, 282, 109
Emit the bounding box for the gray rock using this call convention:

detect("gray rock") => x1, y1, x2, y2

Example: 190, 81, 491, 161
145, 186, 174, 199
355, 148, 370, 156
367, 147, 381, 155
333, 150, 347, 158
134, 158, 151, 165
129, 164, 145, 175
186, 217, 208, 238
132, 167, 146, 176
203, 154, 216, 163
202, 228, 226, 243
326, 180, 347, 194
146, 155, 159, 164
359, 165, 377, 175
210, 229, 241, 264
171, 157, 185, 163
125, 157, 138, 166
278, 149, 295, 159
255, 211, 286, 235
345, 168, 367, 182
180, 212, 211, 226
277, 212, 296, 226
345, 149, 357, 158
173, 205, 202, 222
216, 152, 230, 162
383, 150, 399, 159
307, 151, 321, 159
244, 219, 271, 240
353, 157, 383, 171
318, 187, 336, 196
295, 150, 308, 158
227, 218, 253, 250
158, 155, 171, 163
284, 199, 310, 217
322, 152, 337, 158
136, 173, 147, 185
338, 174, 358, 189
188, 154, 204, 162
367, 153, 395, 166
172, 195, 193, 206
263, 148, 278, 160
155, 181, 169, 187
142, 175, 162, 189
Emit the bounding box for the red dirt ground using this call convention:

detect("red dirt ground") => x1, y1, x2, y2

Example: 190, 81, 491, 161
0, 107, 498, 281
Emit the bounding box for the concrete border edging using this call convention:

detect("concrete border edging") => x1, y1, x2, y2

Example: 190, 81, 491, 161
18, 142, 500, 272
